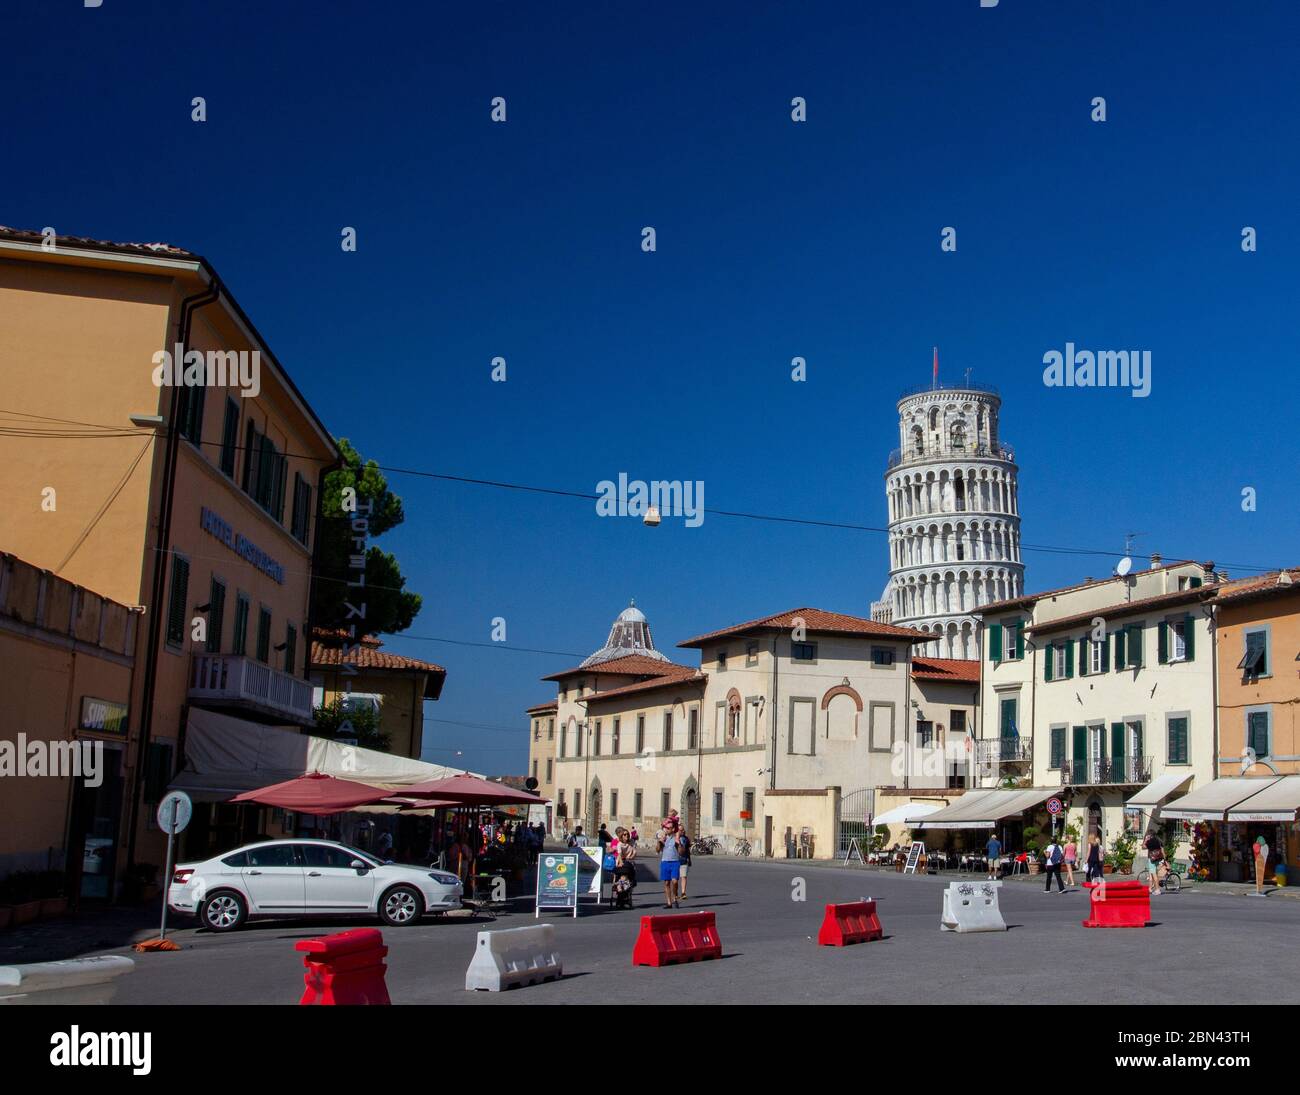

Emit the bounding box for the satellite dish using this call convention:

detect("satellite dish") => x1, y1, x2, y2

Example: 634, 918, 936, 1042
1115, 557, 1133, 577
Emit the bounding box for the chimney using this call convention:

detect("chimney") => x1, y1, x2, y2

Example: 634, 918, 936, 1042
1217, 571, 1229, 583
1202, 561, 1216, 585
1149, 552, 1162, 570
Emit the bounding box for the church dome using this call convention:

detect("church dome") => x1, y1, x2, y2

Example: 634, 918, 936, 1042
580, 600, 669, 667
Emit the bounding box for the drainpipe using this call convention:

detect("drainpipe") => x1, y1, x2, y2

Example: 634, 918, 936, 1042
769, 632, 779, 790
126, 279, 221, 874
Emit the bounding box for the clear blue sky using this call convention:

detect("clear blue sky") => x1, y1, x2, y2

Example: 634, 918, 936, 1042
7, 2, 1298, 774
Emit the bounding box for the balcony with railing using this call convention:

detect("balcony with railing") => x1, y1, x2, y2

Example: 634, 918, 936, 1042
189, 653, 314, 724
976, 736, 1033, 766
887, 439, 1016, 471
898, 381, 1000, 400
1060, 756, 1153, 786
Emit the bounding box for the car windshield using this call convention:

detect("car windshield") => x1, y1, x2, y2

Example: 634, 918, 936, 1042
332, 843, 381, 867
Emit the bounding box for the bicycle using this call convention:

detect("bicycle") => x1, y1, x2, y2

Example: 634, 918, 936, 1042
691, 835, 720, 855
732, 837, 752, 857
1137, 861, 1183, 893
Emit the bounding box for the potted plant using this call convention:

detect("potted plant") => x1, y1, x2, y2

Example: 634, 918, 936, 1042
1108, 831, 1138, 875
1023, 826, 1043, 873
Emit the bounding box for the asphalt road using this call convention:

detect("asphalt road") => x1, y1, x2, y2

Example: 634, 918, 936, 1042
29, 857, 1300, 1004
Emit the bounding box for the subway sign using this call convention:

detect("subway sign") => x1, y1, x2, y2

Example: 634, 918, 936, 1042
200, 506, 285, 584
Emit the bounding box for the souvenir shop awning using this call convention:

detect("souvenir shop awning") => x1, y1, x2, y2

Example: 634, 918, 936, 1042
1224, 775, 1300, 822
230, 773, 392, 815
400, 773, 548, 806
1125, 771, 1195, 811
913, 787, 1063, 829
169, 707, 482, 802
872, 801, 945, 827
1159, 777, 1281, 822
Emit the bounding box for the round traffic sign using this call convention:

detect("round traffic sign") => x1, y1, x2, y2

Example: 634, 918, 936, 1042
156, 790, 193, 834
1046, 797, 1064, 815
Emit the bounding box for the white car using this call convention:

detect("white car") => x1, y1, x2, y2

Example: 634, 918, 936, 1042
167, 839, 463, 932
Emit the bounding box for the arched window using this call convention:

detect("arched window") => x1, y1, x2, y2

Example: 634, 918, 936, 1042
950, 420, 966, 451
928, 407, 939, 431
911, 426, 924, 455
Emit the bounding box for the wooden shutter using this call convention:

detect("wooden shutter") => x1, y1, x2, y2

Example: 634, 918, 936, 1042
166, 556, 190, 645
1014, 620, 1025, 659
1248, 712, 1269, 756
1157, 620, 1168, 663
1114, 628, 1126, 669
1183, 614, 1195, 661
1044, 642, 1055, 682
1128, 623, 1143, 667
1077, 637, 1088, 675
207, 578, 225, 653
1064, 639, 1075, 679
989, 623, 1003, 662
1050, 726, 1065, 768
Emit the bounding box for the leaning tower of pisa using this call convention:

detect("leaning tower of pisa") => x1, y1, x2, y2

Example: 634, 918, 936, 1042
870, 380, 1025, 659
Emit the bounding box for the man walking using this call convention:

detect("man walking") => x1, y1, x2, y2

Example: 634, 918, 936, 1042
1042, 837, 1066, 892
657, 823, 684, 908
985, 833, 1002, 880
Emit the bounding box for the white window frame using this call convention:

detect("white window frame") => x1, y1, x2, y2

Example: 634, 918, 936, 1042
1089, 638, 1104, 675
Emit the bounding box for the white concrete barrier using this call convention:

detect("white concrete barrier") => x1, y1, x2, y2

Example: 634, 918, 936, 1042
465, 924, 562, 992
0, 955, 136, 1005
940, 880, 1007, 933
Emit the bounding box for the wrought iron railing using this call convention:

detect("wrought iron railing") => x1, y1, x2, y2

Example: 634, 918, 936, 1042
1060, 756, 1153, 786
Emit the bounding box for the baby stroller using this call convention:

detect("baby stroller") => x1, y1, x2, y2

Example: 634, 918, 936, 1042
612, 870, 635, 909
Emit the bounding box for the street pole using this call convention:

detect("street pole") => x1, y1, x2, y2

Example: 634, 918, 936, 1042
159, 797, 178, 942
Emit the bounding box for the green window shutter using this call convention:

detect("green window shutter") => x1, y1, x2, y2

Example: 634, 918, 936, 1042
1050, 726, 1066, 768
1099, 636, 1110, 672
1247, 712, 1270, 756
1128, 623, 1143, 668
1077, 637, 1088, 675
166, 556, 190, 645
989, 622, 1003, 663
1114, 628, 1126, 670
1014, 620, 1025, 660
1064, 639, 1075, 679
1183, 614, 1195, 661
256, 607, 271, 662
1072, 725, 1088, 766
206, 579, 225, 653
1189, 575, 1202, 588
1000, 698, 1016, 737
1044, 642, 1055, 682
1157, 620, 1168, 664
1168, 718, 1188, 765
285, 623, 297, 675
232, 596, 249, 656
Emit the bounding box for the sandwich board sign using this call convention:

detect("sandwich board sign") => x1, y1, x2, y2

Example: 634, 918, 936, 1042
535, 852, 580, 918
842, 837, 865, 865
903, 840, 925, 875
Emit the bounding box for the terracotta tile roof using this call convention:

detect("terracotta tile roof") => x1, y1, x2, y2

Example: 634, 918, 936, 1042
1026, 585, 1216, 636
678, 607, 929, 648
526, 700, 558, 715
541, 653, 696, 682
310, 638, 447, 700
1211, 569, 1300, 607
581, 669, 707, 705
911, 657, 981, 683
0, 225, 195, 258
978, 561, 1217, 616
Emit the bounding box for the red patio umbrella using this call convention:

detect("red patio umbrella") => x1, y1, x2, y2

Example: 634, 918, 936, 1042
230, 772, 391, 815
399, 773, 547, 805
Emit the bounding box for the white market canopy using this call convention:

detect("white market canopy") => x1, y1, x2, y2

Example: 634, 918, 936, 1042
1159, 776, 1282, 822
872, 801, 945, 827
1225, 775, 1300, 822
169, 707, 482, 804
1126, 771, 1195, 811
913, 787, 1064, 830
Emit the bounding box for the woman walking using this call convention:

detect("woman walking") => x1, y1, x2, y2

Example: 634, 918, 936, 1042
1062, 834, 1078, 887
1084, 833, 1103, 884
677, 828, 693, 899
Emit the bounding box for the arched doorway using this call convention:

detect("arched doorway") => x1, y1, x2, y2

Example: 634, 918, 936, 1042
587, 779, 602, 837
682, 777, 700, 838
1087, 799, 1104, 844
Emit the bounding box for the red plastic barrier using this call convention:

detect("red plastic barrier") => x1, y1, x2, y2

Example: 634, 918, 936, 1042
1081, 880, 1150, 928
295, 927, 392, 1004
817, 900, 883, 946
632, 912, 722, 967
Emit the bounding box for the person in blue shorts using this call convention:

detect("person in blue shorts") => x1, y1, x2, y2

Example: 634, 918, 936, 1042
658, 819, 684, 908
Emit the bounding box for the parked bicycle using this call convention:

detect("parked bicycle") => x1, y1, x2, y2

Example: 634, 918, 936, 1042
691, 835, 721, 855
732, 837, 752, 857
1137, 861, 1184, 893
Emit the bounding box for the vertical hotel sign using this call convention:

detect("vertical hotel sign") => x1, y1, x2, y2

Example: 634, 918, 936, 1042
336, 486, 371, 754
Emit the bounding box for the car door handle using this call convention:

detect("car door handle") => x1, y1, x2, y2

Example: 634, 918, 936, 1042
248, 870, 263, 875
308, 871, 322, 877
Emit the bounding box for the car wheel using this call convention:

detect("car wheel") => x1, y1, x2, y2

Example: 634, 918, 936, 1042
201, 890, 247, 932
379, 885, 424, 926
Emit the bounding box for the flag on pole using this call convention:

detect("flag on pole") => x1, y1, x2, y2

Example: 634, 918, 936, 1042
933, 346, 938, 388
